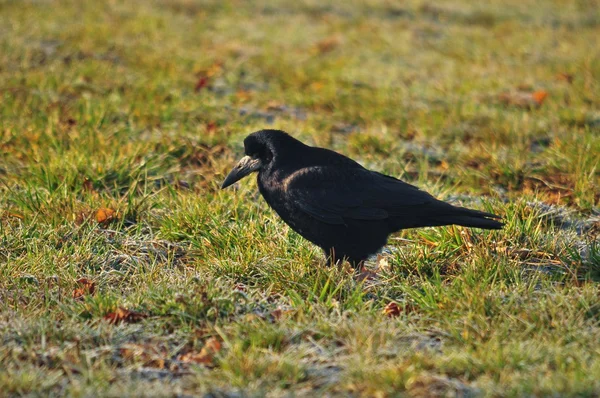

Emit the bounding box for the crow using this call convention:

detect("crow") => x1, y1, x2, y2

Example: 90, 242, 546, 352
222, 129, 503, 268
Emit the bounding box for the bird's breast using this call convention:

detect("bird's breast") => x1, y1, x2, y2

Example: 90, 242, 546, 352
258, 174, 306, 230
257, 175, 287, 211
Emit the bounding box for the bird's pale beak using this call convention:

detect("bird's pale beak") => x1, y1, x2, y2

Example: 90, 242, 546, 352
221, 155, 262, 189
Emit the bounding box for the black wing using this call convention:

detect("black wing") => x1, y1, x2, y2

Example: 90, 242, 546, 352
286, 166, 438, 225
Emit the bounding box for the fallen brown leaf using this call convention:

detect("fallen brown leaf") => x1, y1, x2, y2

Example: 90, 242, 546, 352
265, 100, 285, 111
233, 283, 247, 292
382, 302, 402, 317
119, 343, 166, 369
95, 208, 116, 224
82, 178, 94, 193
464, 159, 484, 170
271, 308, 294, 321
178, 337, 222, 366
356, 266, 379, 281
384, 301, 417, 317
497, 90, 548, 109
235, 90, 252, 102
309, 81, 325, 91
531, 90, 548, 105
196, 61, 223, 78
194, 76, 209, 92
205, 121, 217, 133
104, 307, 148, 324
556, 72, 574, 84
72, 277, 96, 300
3, 211, 24, 219
376, 254, 392, 272
316, 36, 342, 53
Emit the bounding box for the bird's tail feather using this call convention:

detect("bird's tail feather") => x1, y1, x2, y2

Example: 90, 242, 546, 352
434, 206, 504, 230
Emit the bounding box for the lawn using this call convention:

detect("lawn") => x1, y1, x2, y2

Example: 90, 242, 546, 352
1, 0, 599, 396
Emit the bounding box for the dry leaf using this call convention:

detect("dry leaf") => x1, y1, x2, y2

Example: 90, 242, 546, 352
178, 337, 222, 366
438, 160, 450, 171
497, 90, 548, 109
104, 307, 148, 324
356, 266, 379, 281
310, 81, 325, 91
199, 61, 223, 78
465, 159, 484, 170
233, 283, 247, 292
82, 178, 94, 193
265, 100, 285, 111
203, 337, 222, 353
119, 343, 166, 369
382, 302, 402, 317
194, 76, 209, 92
72, 277, 96, 300
95, 208, 116, 224
271, 308, 293, 321
235, 90, 252, 102
316, 36, 342, 53
556, 72, 574, 84
271, 308, 284, 320
3, 212, 24, 219
531, 90, 548, 105
205, 121, 217, 133
376, 255, 392, 272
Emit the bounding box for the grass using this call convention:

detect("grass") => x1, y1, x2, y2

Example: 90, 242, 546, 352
1, 0, 599, 396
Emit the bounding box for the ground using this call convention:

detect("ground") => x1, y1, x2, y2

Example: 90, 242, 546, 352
1, 0, 599, 396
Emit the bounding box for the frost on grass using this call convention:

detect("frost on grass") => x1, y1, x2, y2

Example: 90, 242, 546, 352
94, 230, 189, 273
1, 0, 599, 395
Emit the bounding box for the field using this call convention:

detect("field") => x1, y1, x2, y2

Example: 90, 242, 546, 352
1, 0, 599, 396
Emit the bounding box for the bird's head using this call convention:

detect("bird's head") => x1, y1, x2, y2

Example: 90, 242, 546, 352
221, 129, 300, 189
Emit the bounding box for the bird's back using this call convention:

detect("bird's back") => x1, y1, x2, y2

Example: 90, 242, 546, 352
255, 136, 502, 265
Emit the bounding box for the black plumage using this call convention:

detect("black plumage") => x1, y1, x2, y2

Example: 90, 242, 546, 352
222, 129, 503, 266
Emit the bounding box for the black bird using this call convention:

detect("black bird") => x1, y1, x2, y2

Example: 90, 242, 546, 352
222, 129, 503, 267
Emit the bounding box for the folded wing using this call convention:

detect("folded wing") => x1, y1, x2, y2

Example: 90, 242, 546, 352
287, 166, 437, 225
